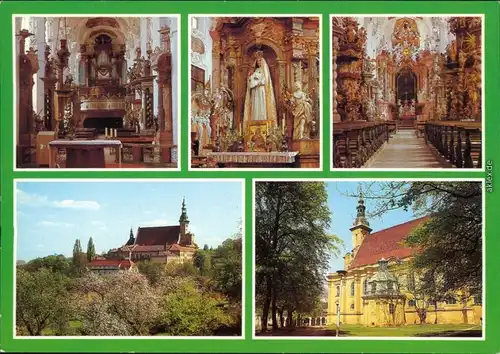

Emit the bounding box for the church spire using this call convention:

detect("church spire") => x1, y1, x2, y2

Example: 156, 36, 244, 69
126, 226, 135, 245
179, 197, 189, 224
353, 187, 370, 228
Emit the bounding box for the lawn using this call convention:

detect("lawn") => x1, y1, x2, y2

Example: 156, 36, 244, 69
329, 323, 482, 337
257, 324, 482, 337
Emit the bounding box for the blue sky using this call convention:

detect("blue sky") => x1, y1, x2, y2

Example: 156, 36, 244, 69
16, 181, 243, 261
326, 182, 416, 272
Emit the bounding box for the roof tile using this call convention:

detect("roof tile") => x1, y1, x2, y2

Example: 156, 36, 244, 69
349, 216, 429, 269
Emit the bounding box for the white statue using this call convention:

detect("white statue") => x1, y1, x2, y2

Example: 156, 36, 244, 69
291, 81, 314, 140
243, 52, 277, 123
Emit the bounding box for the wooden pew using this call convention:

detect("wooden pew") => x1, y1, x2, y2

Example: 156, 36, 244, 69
424, 121, 482, 168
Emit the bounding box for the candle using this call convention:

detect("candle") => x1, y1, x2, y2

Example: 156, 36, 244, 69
282, 117, 285, 135
239, 123, 242, 135
105, 128, 108, 137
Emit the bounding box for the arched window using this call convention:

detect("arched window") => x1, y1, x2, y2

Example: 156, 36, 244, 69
336, 285, 340, 297
371, 282, 377, 294
350, 281, 355, 296
350, 303, 355, 310
363, 279, 368, 294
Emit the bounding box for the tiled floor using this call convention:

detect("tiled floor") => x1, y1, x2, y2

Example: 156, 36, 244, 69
368, 129, 447, 169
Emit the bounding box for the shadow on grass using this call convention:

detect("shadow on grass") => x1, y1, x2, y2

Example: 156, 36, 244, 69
257, 327, 346, 336
414, 329, 482, 337
256, 326, 482, 337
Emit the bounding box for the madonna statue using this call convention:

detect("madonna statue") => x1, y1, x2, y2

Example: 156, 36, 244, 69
243, 51, 277, 123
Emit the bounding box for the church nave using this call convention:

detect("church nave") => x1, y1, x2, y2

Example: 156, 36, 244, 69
332, 16, 482, 169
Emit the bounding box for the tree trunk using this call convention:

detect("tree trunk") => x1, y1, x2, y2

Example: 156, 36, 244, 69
278, 308, 284, 328
434, 303, 438, 324
271, 285, 278, 330
287, 308, 294, 328
261, 276, 272, 331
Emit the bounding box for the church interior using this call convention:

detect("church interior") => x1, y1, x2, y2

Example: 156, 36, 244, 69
190, 16, 321, 168
15, 16, 179, 168
332, 16, 482, 169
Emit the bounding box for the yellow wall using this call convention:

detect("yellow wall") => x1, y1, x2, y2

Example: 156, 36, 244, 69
327, 260, 482, 327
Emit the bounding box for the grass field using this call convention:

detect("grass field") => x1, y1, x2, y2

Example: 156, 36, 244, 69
329, 324, 482, 337
257, 324, 482, 337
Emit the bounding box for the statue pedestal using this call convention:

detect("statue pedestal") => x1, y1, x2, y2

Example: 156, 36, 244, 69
291, 139, 320, 155
292, 139, 320, 168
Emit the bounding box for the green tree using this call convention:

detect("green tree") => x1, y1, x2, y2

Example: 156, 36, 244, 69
358, 181, 482, 293
212, 238, 242, 301
193, 250, 212, 276
21, 255, 72, 275
72, 239, 87, 274
16, 268, 73, 335
86, 237, 96, 262
138, 260, 166, 286
255, 182, 342, 331
165, 261, 199, 278
157, 281, 231, 336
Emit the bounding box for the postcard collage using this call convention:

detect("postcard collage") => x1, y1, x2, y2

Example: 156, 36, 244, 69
0, 1, 497, 353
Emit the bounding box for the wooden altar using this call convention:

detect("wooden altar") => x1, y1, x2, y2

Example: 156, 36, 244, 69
48, 140, 122, 168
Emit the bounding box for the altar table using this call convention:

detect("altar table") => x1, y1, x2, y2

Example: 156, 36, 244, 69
206, 151, 299, 168
48, 140, 122, 168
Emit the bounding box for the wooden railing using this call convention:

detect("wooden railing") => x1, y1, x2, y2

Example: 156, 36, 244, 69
424, 121, 482, 168
332, 121, 389, 168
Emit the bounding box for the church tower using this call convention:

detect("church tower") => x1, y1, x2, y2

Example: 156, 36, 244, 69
349, 190, 372, 256
179, 197, 190, 244
126, 226, 135, 245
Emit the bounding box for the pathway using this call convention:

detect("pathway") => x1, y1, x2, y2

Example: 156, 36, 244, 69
367, 129, 447, 168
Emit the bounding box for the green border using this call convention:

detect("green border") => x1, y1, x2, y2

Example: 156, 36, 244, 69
1, 1, 499, 353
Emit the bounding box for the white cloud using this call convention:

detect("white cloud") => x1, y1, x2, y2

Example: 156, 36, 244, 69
91, 221, 105, 226
17, 189, 100, 211
53, 200, 100, 210
37, 220, 74, 228
143, 210, 154, 215
36, 244, 45, 249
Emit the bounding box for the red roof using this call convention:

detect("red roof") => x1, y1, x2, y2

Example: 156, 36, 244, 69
169, 244, 197, 253
349, 216, 429, 269
135, 225, 180, 246
87, 259, 135, 270
130, 245, 166, 252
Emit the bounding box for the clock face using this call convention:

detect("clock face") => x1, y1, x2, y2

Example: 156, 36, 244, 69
403, 48, 410, 56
